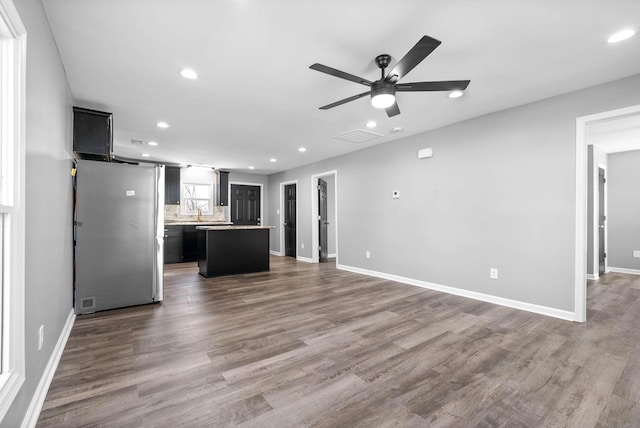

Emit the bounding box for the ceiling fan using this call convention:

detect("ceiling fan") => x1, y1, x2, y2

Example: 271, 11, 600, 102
310, 35, 470, 117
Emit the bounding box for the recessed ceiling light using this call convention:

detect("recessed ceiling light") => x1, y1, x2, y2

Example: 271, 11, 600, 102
449, 90, 464, 98
248, 166, 255, 170
147, 141, 158, 146
156, 121, 169, 128
298, 147, 307, 152
141, 153, 150, 158
366, 121, 377, 128
179, 68, 198, 79
608, 28, 636, 43
270, 158, 277, 163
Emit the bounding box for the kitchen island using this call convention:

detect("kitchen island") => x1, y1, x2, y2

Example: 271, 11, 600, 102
196, 225, 274, 278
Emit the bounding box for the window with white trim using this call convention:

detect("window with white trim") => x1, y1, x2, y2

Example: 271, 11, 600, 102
179, 167, 216, 216
0, 0, 26, 421
182, 182, 213, 215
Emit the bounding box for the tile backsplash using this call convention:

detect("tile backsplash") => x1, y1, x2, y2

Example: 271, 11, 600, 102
164, 205, 227, 222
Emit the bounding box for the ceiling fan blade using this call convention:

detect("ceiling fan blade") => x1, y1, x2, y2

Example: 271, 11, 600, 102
396, 80, 470, 92
386, 35, 441, 83
319, 91, 370, 110
310, 63, 372, 87
386, 102, 400, 117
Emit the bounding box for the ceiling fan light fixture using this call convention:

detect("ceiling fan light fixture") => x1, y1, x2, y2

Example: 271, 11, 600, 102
371, 83, 396, 109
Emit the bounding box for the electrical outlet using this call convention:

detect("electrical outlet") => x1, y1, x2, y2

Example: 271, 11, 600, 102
365, 251, 371, 259
38, 325, 44, 351
633, 250, 640, 258
490, 268, 498, 280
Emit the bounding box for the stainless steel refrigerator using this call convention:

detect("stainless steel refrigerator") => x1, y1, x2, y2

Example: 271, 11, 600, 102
74, 159, 164, 314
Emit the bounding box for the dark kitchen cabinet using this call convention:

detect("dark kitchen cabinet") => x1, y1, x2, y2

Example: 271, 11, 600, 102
164, 226, 183, 263
165, 166, 181, 205
182, 226, 199, 262
217, 171, 229, 206
164, 225, 202, 263
73, 107, 113, 161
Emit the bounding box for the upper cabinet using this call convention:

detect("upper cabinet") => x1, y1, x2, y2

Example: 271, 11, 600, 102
165, 166, 181, 205
217, 171, 229, 206
73, 107, 112, 161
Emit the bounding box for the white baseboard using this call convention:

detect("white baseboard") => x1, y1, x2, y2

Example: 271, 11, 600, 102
296, 256, 313, 263
21, 309, 75, 428
328, 253, 337, 259
608, 266, 640, 276
337, 264, 576, 322
587, 274, 598, 280
269, 250, 282, 256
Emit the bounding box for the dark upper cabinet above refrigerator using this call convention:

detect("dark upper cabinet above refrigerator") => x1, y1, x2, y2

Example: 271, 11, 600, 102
165, 166, 181, 205
73, 107, 113, 161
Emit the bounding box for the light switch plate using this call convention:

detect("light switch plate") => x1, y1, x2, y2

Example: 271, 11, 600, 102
633, 250, 640, 258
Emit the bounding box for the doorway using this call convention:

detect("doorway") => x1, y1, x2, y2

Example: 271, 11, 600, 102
311, 170, 338, 264
575, 103, 640, 322
284, 183, 296, 257
318, 178, 328, 262
597, 167, 606, 276
230, 184, 261, 225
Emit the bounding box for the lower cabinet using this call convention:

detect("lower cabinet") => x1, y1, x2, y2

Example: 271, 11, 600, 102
164, 225, 200, 263
182, 226, 199, 262
164, 226, 183, 264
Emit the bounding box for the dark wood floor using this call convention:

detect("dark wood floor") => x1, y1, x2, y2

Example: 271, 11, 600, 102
37, 257, 640, 427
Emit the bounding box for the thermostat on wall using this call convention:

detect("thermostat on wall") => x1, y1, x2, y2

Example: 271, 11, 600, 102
417, 148, 433, 159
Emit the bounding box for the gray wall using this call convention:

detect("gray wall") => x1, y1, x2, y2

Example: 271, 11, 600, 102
586, 145, 608, 275
607, 150, 640, 271
3, 0, 75, 426
268, 73, 640, 313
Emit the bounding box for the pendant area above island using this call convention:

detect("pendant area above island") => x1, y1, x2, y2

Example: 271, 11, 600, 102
196, 225, 275, 278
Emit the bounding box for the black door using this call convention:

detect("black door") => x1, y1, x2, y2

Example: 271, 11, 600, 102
318, 178, 328, 262
284, 184, 296, 257
231, 184, 261, 225
598, 167, 606, 276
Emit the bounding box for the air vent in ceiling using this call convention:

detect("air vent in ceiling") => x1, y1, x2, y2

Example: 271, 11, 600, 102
130, 139, 143, 145
333, 129, 384, 143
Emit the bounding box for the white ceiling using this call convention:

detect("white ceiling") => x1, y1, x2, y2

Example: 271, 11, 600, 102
587, 114, 640, 153
41, 0, 640, 174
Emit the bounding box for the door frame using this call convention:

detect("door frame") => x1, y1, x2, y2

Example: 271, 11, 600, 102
229, 181, 264, 225
279, 180, 298, 257
575, 103, 640, 323
310, 170, 338, 264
